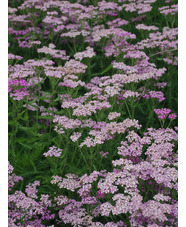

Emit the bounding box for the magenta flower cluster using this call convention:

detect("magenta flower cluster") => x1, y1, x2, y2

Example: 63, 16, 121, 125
154, 108, 177, 120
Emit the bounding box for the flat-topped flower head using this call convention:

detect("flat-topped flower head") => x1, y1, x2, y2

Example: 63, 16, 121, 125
74, 46, 96, 61
43, 146, 63, 157
154, 108, 177, 120
108, 112, 121, 120
168, 113, 177, 120
70, 132, 82, 142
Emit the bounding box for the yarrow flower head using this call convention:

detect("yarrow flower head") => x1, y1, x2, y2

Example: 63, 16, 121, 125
70, 132, 82, 142
43, 146, 63, 157
25, 181, 40, 199
108, 112, 121, 120
97, 190, 104, 198
168, 113, 177, 120
143, 91, 165, 102
136, 23, 159, 31
154, 108, 177, 120
74, 46, 96, 61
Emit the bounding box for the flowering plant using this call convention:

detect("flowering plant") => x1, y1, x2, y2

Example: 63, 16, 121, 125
8, 0, 178, 226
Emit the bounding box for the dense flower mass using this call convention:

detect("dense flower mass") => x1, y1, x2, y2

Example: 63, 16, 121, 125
8, 0, 177, 226
154, 108, 177, 120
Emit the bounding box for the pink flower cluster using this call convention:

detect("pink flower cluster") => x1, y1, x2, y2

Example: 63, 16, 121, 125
74, 46, 96, 61
52, 126, 177, 226
108, 112, 121, 120
37, 43, 69, 60
54, 115, 82, 134
43, 146, 63, 157
159, 4, 178, 15
136, 23, 159, 31
8, 53, 23, 60
8, 162, 23, 191
8, 162, 55, 226
143, 91, 165, 102
70, 132, 82, 142
80, 119, 141, 148
154, 108, 177, 120
8, 0, 178, 225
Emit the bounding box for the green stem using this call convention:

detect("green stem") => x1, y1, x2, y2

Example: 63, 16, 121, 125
149, 48, 177, 58
66, 41, 75, 55
131, 97, 135, 119
88, 59, 91, 78
145, 109, 154, 131
167, 119, 173, 128
25, 97, 30, 138
125, 99, 132, 118
90, 147, 94, 170
79, 148, 91, 173
73, 39, 77, 53
62, 130, 69, 174
71, 145, 78, 164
